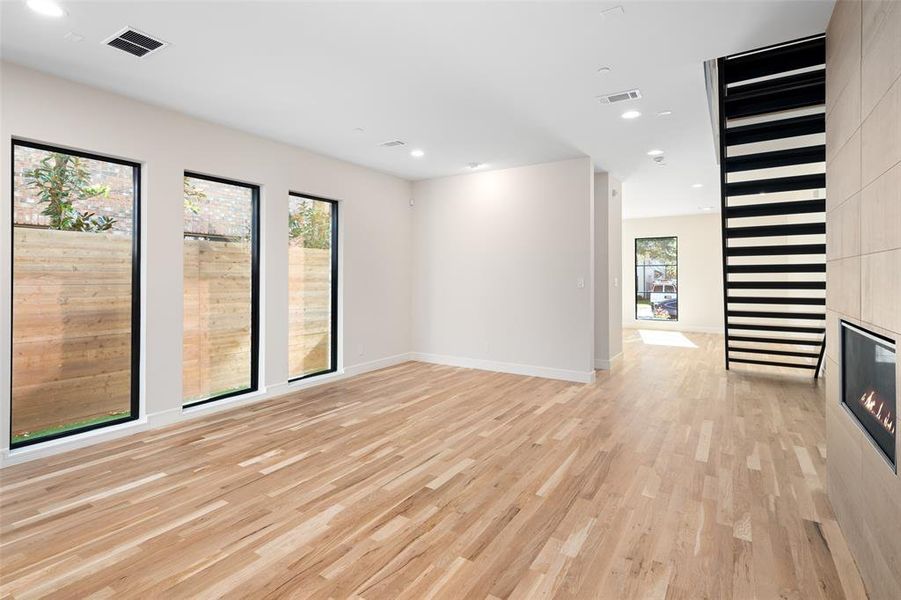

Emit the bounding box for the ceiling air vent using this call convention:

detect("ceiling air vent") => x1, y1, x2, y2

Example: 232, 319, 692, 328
597, 89, 642, 104
104, 27, 167, 58
379, 140, 406, 148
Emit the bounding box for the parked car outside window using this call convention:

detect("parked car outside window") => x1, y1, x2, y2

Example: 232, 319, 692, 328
649, 282, 677, 304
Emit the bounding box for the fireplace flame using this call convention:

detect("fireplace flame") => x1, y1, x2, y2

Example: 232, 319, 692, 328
858, 388, 896, 435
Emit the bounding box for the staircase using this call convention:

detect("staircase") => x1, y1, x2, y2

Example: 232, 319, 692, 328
715, 35, 826, 377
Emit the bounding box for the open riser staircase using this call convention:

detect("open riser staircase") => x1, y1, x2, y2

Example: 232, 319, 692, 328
716, 35, 827, 376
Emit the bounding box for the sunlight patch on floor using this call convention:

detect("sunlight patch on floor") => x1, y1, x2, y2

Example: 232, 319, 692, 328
638, 330, 697, 348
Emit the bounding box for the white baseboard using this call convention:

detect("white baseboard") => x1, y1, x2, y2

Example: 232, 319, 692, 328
344, 353, 414, 377
262, 353, 413, 398
1, 418, 152, 467
594, 352, 623, 370
181, 388, 275, 418
147, 407, 182, 428
0, 352, 414, 469
411, 352, 595, 384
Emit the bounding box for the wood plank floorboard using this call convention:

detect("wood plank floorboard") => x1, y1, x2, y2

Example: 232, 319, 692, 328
0, 332, 868, 599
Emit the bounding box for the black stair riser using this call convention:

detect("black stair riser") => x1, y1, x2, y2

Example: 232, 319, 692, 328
727, 323, 825, 334
725, 114, 824, 146
728, 347, 820, 358
729, 357, 817, 370
726, 222, 825, 238
727, 199, 825, 219
728, 310, 825, 320
725, 145, 825, 172
725, 83, 824, 119
727, 70, 825, 102
724, 37, 825, 84
728, 335, 822, 346
726, 174, 825, 196
726, 243, 825, 256
726, 281, 825, 290
727, 296, 825, 305
727, 264, 825, 273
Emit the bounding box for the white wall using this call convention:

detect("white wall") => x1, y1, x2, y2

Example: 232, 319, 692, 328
594, 172, 623, 368
0, 62, 413, 464
411, 158, 596, 382
0, 63, 603, 465
608, 179, 623, 358
622, 213, 723, 333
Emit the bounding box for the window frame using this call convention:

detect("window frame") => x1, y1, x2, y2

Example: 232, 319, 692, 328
9, 139, 142, 448
287, 191, 339, 383
182, 171, 261, 408
634, 235, 679, 322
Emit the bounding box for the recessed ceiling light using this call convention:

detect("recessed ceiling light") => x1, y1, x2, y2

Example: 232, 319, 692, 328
26, 0, 66, 17
596, 66, 612, 74
410, 149, 425, 158
621, 110, 641, 120
691, 183, 704, 188
467, 162, 485, 170
656, 110, 673, 117
63, 31, 83, 42
647, 149, 664, 156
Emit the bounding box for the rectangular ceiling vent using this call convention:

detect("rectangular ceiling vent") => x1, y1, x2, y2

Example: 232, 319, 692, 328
104, 27, 168, 58
597, 89, 642, 104
379, 140, 406, 148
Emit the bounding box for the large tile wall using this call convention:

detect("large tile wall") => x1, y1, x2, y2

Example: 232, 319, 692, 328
826, 2, 901, 598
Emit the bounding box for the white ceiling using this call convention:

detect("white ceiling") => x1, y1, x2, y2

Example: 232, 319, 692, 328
0, 0, 834, 218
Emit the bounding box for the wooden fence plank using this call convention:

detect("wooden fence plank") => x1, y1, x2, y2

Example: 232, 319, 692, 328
11, 229, 334, 438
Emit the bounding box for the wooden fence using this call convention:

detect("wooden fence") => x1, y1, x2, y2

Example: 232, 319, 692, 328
288, 245, 332, 378
12, 228, 133, 438
182, 238, 253, 403
12, 228, 331, 439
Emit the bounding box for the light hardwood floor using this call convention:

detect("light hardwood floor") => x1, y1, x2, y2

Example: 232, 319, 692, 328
0, 332, 868, 599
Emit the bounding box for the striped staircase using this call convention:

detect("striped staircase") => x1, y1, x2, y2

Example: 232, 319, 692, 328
715, 35, 826, 377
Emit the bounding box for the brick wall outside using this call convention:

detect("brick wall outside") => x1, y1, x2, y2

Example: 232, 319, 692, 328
13, 146, 135, 234
14, 146, 252, 239
183, 176, 253, 239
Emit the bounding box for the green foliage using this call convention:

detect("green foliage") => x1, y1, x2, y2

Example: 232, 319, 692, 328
22, 153, 115, 232
289, 201, 331, 249
183, 177, 206, 215
70, 211, 116, 232
636, 237, 677, 265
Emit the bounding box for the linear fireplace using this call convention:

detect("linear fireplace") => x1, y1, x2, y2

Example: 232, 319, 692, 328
840, 321, 896, 468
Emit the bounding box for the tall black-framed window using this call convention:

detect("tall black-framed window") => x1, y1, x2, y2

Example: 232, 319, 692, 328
10, 139, 141, 448
635, 236, 678, 321
288, 192, 338, 381
182, 172, 260, 407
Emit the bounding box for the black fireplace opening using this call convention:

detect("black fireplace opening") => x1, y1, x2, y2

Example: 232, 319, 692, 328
841, 321, 896, 467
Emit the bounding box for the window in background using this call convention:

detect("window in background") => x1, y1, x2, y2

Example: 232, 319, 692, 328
10, 140, 140, 447
288, 192, 338, 380
183, 172, 259, 406
635, 236, 678, 321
